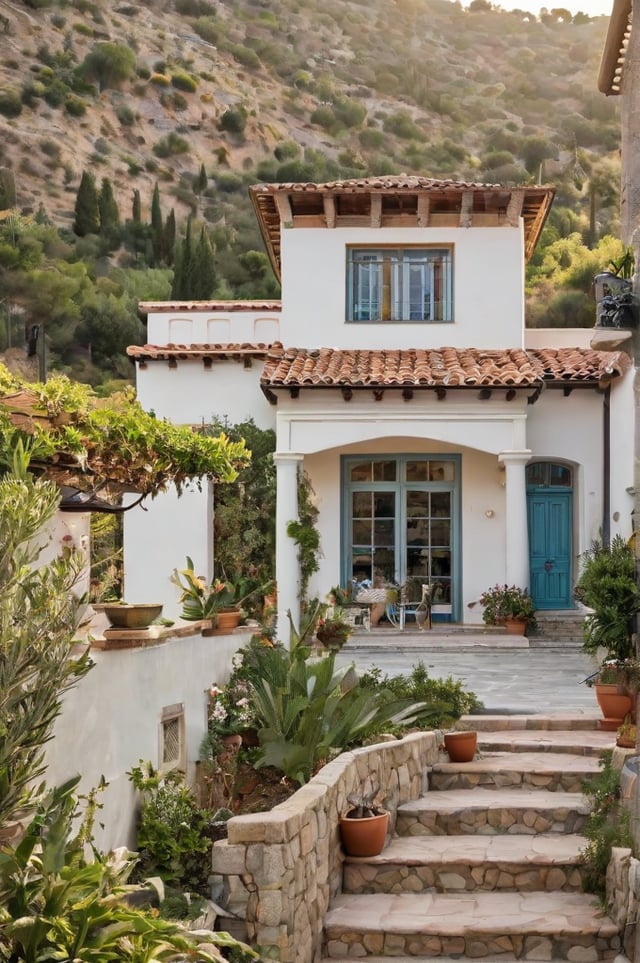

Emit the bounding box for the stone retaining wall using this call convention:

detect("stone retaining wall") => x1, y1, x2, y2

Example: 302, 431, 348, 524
211, 731, 439, 963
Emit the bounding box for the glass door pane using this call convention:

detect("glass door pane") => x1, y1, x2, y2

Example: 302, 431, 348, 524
405, 489, 452, 610
351, 490, 396, 585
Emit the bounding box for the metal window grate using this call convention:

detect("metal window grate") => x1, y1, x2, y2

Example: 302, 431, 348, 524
160, 706, 184, 769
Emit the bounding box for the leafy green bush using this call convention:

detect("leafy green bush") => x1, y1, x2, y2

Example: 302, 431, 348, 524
151, 71, 170, 86
229, 44, 261, 69
580, 750, 634, 897
382, 110, 426, 140
128, 763, 213, 893
64, 94, 86, 116
171, 70, 198, 92
219, 105, 247, 134
193, 16, 219, 44
175, 0, 215, 14
153, 132, 190, 157
574, 535, 640, 661
359, 660, 483, 727
0, 89, 23, 118
116, 103, 135, 125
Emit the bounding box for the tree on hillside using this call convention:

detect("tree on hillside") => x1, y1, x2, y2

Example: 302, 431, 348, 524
164, 208, 176, 267
73, 171, 99, 237
171, 217, 195, 299
194, 226, 216, 299
150, 183, 165, 265
98, 177, 120, 246
131, 189, 142, 223
80, 42, 136, 92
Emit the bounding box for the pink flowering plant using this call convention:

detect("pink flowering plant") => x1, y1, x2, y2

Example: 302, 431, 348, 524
479, 583, 536, 628
206, 677, 256, 745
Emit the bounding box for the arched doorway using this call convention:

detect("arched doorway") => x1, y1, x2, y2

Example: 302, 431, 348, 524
526, 462, 573, 610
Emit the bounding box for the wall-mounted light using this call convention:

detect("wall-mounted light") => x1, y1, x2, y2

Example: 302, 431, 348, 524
484, 509, 495, 519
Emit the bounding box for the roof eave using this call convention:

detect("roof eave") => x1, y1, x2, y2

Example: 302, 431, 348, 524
598, 0, 631, 95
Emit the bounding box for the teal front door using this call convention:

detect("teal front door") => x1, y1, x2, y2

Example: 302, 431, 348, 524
527, 486, 573, 610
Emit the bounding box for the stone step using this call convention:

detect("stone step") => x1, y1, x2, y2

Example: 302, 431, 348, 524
342, 833, 586, 894
429, 750, 601, 793
396, 788, 590, 836
324, 891, 620, 959
457, 712, 601, 732
474, 728, 613, 757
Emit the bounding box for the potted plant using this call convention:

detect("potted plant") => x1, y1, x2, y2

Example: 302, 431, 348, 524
616, 714, 637, 749
479, 584, 537, 634
338, 786, 389, 857
170, 559, 265, 631
574, 536, 640, 663
443, 729, 478, 762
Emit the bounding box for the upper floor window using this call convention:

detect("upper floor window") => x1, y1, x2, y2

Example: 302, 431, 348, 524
347, 247, 452, 323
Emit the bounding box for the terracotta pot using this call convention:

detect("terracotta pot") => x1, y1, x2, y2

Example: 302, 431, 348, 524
616, 735, 637, 748
214, 608, 242, 633
503, 617, 527, 636
444, 730, 478, 762
594, 683, 633, 722
339, 811, 389, 857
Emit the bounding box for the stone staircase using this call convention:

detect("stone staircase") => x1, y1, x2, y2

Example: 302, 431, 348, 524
324, 714, 622, 962
530, 611, 586, 647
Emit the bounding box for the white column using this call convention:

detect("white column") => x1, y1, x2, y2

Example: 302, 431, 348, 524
274, 452, 304, 646
498, 450, 531, 589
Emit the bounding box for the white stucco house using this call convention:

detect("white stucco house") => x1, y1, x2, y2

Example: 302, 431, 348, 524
125, 175, 633, 631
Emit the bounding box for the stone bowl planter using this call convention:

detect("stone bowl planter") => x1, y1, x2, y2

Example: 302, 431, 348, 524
94, 602, 163, 629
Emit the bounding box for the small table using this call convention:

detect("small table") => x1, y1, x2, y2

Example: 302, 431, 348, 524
341, 602, 371, 631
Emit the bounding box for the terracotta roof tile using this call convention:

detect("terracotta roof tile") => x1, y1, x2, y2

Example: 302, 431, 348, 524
261, 347, 631, 390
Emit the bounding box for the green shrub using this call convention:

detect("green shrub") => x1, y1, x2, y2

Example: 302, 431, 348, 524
574, 535, 640, 661
64, 94, 86, 116
359, 660, 483, 726
219, 105, 247, 134
136, 64, 151, 79
150, 71, 170, 86
383, 110, 426, 140
152, 132, 190, 157
229, 43, 260, 69
171, 70, 198, 92
116, 104, 135, 125
128, 762, 212, 892
580, 751, 634, 897
0, 89, 23, 118
359, 127, 385, 149
43, 78, 70, 107
174, 0, 215, 14
73, 21, 94, 36
192, 16, 218, 44
172, 91, 188, 110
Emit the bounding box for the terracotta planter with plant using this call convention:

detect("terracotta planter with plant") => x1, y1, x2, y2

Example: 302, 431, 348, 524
479, 584, 536, 633
339, 786, 389, 857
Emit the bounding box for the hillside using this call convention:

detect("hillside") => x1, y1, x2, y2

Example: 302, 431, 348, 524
0, 0, 618, 220
0, 0, 623, 383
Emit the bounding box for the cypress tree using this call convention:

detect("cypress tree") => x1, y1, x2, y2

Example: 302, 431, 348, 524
164, 208, 176, 267
194, 226, 216, 298
98, 177, 120, 235
73, 171, 100, 236
150, 182, 164, 264
195, 163, 207, 195
131, 189, 141, 223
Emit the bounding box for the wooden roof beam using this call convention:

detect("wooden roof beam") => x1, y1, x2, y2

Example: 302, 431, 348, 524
459, 191, 473, 228
371, 193, 382, 228
323, 195, 336, 229
275, 193, 293, 228
417, 194, 430, 227
506, 189, 525, 227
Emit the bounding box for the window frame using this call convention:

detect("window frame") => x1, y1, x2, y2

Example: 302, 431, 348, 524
346, 245, 453, 323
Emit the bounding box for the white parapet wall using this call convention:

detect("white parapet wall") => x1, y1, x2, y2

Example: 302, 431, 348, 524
44, 625, 251, 852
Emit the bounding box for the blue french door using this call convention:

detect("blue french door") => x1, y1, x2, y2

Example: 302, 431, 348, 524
342, 455, 460, 621
526, 463, 573, 610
